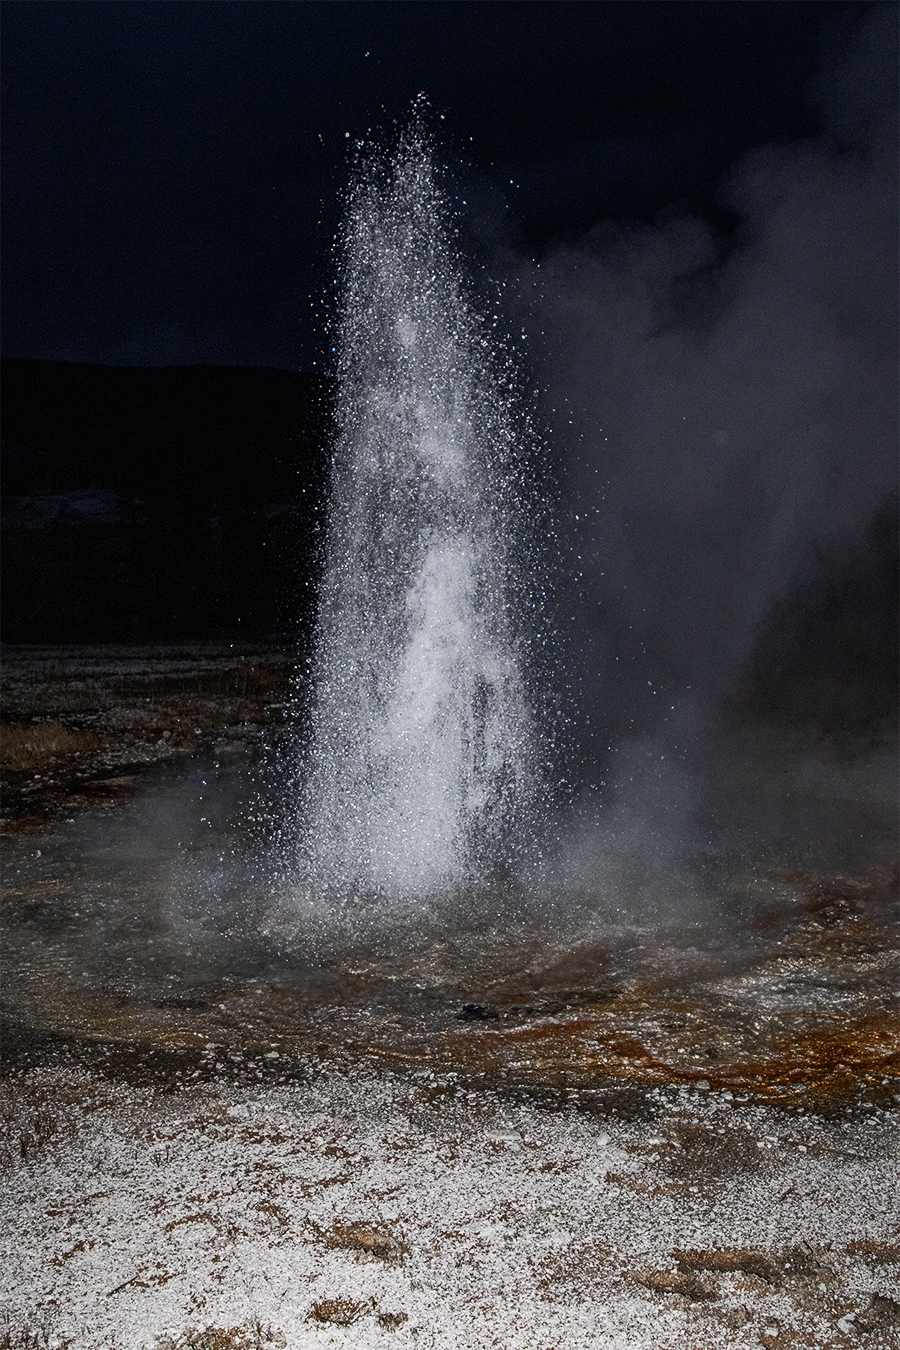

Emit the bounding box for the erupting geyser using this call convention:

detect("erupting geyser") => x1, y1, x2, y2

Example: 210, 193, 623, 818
303, 119, 537, 900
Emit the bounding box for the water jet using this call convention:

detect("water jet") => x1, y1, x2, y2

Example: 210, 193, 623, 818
302, 120, 537, 904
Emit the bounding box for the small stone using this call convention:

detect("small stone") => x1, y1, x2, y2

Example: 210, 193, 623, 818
485, 1129, 522, 1145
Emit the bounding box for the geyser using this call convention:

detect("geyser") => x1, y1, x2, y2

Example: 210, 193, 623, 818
303, 120, 537, 900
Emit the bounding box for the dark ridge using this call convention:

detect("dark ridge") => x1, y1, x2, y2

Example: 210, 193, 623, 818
1, 361, 334, 642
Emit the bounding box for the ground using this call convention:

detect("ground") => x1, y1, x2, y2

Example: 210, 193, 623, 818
2, 1058, 899, 1349
1, 646, 897, 1349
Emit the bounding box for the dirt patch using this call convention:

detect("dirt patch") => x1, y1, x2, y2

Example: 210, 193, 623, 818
859, 1294, 900, 1331
844, 1239, 900, 1264
532, 1240, 616, 1300
625, 1239, 843, 1309
674, 1246, 781, 1283
665, 1120, 765, 1181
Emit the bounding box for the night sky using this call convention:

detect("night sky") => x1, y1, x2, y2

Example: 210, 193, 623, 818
2, 0, 858, 370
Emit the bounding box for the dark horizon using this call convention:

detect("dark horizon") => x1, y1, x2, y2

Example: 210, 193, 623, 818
0, 358, 331, 642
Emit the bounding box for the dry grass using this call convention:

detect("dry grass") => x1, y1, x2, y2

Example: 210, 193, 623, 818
322, 1219, 407, 1262
0, 1075, 121, 1173
0, 722, 107, 773
376, 1312, 409, 1329
107, 664, 292, 703
164, 1327, 286, 1350
2, 662, 295, 721
0, 657, 297, 787
629, 1268, 719, 1301
0, 1093, 63, 1171
0, 1321, 74, 1350
308, 1298, 368, 1326
180, 1335, 252, 1350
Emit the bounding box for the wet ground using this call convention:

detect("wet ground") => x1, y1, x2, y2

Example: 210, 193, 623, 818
0, 642, 295, 837
1, 646, 898, 1347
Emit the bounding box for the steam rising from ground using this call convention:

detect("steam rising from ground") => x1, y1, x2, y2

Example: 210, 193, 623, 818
291, 11, 897, 937
509, 6, 897, 897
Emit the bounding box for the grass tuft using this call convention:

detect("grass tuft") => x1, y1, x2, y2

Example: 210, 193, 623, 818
0, 722, 107, 772
308, 1298, 368, 1326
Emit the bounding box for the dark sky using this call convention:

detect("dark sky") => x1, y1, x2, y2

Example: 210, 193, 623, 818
0, 0, 874, 369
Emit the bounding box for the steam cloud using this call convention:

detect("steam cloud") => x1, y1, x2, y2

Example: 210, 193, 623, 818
510, 6, 897, 900
519, 8, 895, 748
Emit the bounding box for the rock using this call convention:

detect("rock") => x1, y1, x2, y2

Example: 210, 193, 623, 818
783, 1241, 835, 1287
456, 1003, 498, 1020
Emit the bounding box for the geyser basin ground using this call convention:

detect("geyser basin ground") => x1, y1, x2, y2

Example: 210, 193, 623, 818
2, 645, 898, 1346
3, 1058, 899, 1350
